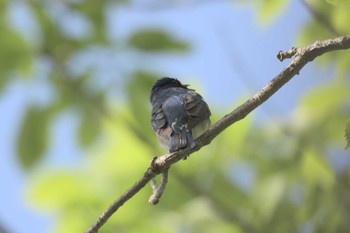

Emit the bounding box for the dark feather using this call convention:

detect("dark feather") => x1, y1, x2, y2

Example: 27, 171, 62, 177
184, 92, 211, 130
150, 77, 211, 152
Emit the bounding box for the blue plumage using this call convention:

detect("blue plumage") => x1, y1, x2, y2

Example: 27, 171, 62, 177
150, 77, 211, 153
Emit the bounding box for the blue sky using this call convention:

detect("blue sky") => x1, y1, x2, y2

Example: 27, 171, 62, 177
0, 1, 328, 233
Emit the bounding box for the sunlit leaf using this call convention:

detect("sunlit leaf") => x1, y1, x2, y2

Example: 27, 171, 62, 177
299, 82, 350, 117
17, 106, 50, 169
334, 52, 350, 80
257, 0, 290, 27
252, 173, 286, 221
219, 100, 253, 154
296, 82, 350, 148
300, 148, 334, 189
29, 172, 95, 210
28, 115, 153, 232
128, 29, 188, 52
331, 7, 350, 35
91, 112, 151, 172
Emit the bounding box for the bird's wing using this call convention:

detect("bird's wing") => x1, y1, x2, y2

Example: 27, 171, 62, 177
151, 104, 167, 131
184, 91, 211, 130
151, 104, 172, 148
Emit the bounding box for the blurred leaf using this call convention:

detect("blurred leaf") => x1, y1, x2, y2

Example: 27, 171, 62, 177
300, 148, 334, 189
125, 71, 157, 145
128, 29, 188, 52
331, 6, 350, 34
0, 23, 32, 89
298, 21, 332, 47
94, 114, 153, 180
327, 0, 350, 6
297, 82, 349, 147
334, 52, 350, 80
30, 4, 63, 55
28, 115, 153, 233
31, 3, 84, 62
29, 172, 95, 210
52, 73, 107, 119
165, 198, 239, 233
71, 0, 107, 42
257, 0, 290, 27
252, 173, 286, 221
299, 82, 349, 117
17, 106, 50, 169
79, 112, 100, 146
52, 75, 106, 147
219, 101, 253, 154
53, 75, 88, 110
345, 119, 350, 149
297, 0, 350, 83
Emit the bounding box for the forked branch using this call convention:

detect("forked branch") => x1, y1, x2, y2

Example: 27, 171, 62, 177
85, 35, 350, 233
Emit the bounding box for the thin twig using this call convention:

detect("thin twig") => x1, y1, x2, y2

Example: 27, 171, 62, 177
150, 177, 158, 192
277, 47, 298, 61
149, 170, 169, 205
85, 35, 350, 233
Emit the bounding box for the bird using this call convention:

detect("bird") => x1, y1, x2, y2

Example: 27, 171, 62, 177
150, 77, 211, 153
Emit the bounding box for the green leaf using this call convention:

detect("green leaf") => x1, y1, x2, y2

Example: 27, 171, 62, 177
257, 0, 290, 27
252, 173, 286, 221
345, 119, 350, 149
125, 71, 156, 145
300, 148, 334, 189
299, 82, 350, 117
128, 29, 188, 52
0, 23, 32, 89
331, 6, 350, 34
219, 97, 253, 154
17, 106, 50, 169
29, 172, 95, 210
298, 21, 333, 48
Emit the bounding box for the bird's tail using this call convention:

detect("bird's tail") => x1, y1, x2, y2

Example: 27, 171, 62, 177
169, 129, 194, 153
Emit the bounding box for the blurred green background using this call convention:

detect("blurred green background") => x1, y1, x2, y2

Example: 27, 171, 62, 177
0, 0, 350, 233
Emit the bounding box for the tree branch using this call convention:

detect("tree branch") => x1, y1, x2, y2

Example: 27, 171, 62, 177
149, 169, 169, 205
85, 35, 350, 233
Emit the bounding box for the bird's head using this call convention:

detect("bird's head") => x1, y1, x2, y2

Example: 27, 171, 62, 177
150, 77, 189, 102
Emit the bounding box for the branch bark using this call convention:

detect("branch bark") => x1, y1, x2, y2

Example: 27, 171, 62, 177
85, 35, 350, 233
149, 170, 169, 204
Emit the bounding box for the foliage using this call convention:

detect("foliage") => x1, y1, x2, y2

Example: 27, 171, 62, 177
345, 119, 350, 149
17, 105, 50, 169
256, 0, 290, 27
128, 29, 188, 52
327, 0, 350, 6
1, 0, 349, 233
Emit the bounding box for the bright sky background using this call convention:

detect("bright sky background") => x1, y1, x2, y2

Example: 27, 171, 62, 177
0, 1, 330, 233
